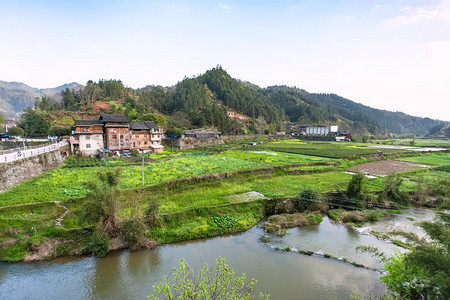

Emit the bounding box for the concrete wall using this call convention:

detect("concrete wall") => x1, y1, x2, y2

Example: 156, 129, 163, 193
163, 134, 286, 150
0, 145, 70, 193
163, 137, 224, 150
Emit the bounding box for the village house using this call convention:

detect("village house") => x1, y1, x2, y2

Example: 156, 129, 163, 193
100, 114, 132, 151
130, 121, 164, 153
70, 114, 164, 156
70, 119, 104, 156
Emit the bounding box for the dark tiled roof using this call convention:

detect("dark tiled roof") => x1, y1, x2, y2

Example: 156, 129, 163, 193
130, 122, 149, 130
130, 121, 161, 130
100, 114, 129, 123
74, 119, 101, 126
144, 121, 159, 129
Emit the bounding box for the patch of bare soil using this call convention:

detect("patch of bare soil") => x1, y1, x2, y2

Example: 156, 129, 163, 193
24, 237, 57, 262
108, 236, 126, 251
0, 238, 18, 247
349, 160, 432, 176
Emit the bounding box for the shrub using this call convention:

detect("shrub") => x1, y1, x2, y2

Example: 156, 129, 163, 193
84, 231, 109, 257
347, 173, 364, 200
121, 217, 148, 250
149, 257, 270, 300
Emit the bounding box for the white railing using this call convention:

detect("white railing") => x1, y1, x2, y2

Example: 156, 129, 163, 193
0, 140, 69, 163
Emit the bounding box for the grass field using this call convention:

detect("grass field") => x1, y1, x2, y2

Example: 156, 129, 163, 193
397, 153, 450, 166
245, 140, 404, 158
372, 138, 450, 148
0, 150, 334, 207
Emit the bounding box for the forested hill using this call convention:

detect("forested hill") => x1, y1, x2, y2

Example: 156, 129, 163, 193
1, 67, 443, 137
260, 85, 440, 136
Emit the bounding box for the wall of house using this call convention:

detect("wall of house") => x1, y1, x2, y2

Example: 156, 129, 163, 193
105, 127, 131, 150
79, 134, 104, 156
131, 131, 151, 149
0, 145, 70, 192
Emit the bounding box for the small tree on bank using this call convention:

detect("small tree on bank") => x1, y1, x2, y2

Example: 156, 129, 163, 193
150, 257, 270, 300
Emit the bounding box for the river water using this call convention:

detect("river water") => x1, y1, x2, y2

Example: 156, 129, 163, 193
0, 209, 434, 300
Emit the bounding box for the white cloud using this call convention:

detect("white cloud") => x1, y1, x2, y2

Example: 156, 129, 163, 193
218, 2, 230, 11
388, 1, 450, 25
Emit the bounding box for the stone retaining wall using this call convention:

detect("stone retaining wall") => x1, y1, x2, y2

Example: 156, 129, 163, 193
0, 145, 70, 192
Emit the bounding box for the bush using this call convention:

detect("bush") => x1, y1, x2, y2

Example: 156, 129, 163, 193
149, 257, 270, 299
84, 231, 110, 257
382, 174, 407, 203
294, 189, 317, 212
121, 217, 148, 250
347, 173, 364, 200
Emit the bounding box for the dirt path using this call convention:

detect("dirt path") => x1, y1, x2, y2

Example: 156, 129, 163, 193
349, 160, 432, 176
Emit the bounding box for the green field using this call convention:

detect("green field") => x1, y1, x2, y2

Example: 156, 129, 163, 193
397, 153, 450, 166
245, 140, 404, 158
0, 138, 448, 262
0, 150, 333, 207
372, 138, 450, 148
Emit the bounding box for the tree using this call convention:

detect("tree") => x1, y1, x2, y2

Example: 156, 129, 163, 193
80, 169, 121, 237
62, 88, 77, 109
80, 80, 102, 107
48, 127, 71, 137
347, 173, 364, 200
150, 257, 270, 300
381, 174, 406, 203
17, 108, 50, 137
7, 127, 25, 136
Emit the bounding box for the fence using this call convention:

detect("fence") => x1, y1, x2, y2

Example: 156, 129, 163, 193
0, 140, 69, 163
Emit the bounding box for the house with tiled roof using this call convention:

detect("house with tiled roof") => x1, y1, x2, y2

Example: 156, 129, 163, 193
70, 119, 104, 156
70, 114, 164, 156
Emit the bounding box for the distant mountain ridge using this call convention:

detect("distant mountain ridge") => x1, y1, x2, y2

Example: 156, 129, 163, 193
261, 85, 441, 135
0, 81, 83, 118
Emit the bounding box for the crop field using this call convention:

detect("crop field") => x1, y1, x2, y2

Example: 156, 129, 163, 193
0, 151, 333, 207
397, 153, 450, 166
136, 171, 381, 214
373, 138, 450, 148
244, 140, 404, 158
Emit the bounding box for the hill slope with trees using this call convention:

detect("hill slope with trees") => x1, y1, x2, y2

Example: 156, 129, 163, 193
0, 67, 444, 137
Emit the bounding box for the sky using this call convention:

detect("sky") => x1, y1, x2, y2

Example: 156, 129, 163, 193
0, 0, 449, 120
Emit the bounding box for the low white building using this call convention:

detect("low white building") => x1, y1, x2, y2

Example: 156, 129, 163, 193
70, 120, 104, 156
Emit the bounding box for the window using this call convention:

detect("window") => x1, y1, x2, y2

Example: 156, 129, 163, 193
85, 135, 90, 140
86, 144, 91, 149
144, 134, 147, 138
112, 134, 117, 139
138, 141, 141, 145
120, 135, 124, 139
135, 134, 139, 138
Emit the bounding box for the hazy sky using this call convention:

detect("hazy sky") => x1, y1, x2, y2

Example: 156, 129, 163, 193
1, 0, 449, 120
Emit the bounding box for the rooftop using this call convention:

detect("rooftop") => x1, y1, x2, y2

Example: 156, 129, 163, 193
130, 121, 161, 130
74, 119, 102, 126
100, 114, 130, 123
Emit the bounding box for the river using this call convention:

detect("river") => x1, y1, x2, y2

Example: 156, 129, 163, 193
0, 209, 434, 300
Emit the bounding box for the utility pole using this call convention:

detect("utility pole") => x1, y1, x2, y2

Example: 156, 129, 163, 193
141, 155, 144, 186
